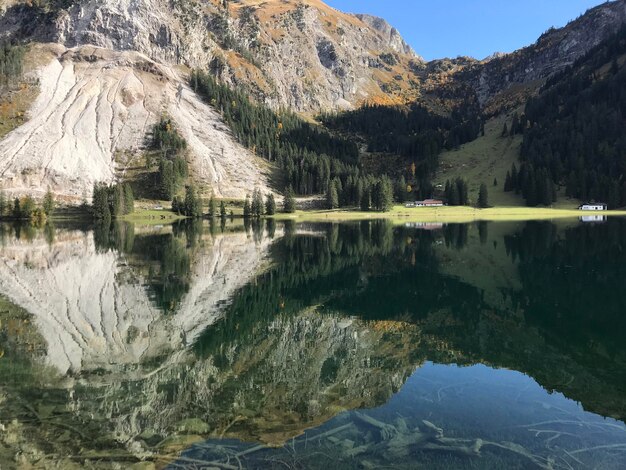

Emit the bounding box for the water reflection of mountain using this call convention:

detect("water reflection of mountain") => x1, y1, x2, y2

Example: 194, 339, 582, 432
0, 219, 625, 467
194, 219, 626, 426
0, 221, 276, 374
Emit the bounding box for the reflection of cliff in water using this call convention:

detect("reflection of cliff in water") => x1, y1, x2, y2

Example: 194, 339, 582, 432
0, 221, 433, 466
0, 220, 276, 374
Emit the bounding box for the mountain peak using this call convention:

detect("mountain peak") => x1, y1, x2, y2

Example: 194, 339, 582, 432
353, 13, 419, 58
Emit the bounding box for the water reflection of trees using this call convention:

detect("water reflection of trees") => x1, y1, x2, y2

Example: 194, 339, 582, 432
94, 220, 196, 313
196, 218, 626, 422
505, 220, 626, 364
443, 223, 469, 249
3, 218, 626, 466
5, 218, 626, 424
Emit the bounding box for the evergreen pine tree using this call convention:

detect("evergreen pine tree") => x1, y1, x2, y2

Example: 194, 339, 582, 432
355, 179, 364, 207
455, 178, 468, 205
395, 176, 407, 203
540, 175, 552, 206
252, 189, 264, 217
12, 198, 20, 219
448, 183, 460, 206
20, 196, 35, 220
511, 112, 520, 135
371, 181, 381, 211
326, 180, 339, 209
159, 159, 175, 200
243, 195, 252, 218
283, 186, 296, 213
523, 169, 537, 206
43, 188, 55, 217
123, 183, 134, 214
0, 190, 5, 218
92, 183, 111, 220
220, 200, 227, 219
376, 176, 394, 212
504, 172, 513, 192
265, 193, 276, 215
608, 181, 620, 209
112, 184, 124, 217
360, 188, 370, 212
478, 183, 489, 208
184, 185, 202, 218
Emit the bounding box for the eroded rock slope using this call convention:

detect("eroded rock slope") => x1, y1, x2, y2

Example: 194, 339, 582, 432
0, 44, 271, 200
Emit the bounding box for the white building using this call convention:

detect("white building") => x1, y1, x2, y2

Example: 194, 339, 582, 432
579, 203, 608, 211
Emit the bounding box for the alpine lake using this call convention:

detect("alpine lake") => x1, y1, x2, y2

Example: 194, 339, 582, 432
0, 216, 625, 469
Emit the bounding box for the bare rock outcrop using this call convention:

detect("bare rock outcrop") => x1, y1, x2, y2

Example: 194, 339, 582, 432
354, 13, 417, 56
0, 44, 271, 200
1, 0, 422, 112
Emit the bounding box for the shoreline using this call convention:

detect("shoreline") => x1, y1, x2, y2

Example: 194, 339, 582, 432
3, 206, 625, 226
270, 206, 626, 224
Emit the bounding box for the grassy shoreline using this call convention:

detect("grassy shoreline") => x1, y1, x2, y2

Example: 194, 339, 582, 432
271, 206, 626, 224
119, 209, 185, 224
6, 206, 624, 226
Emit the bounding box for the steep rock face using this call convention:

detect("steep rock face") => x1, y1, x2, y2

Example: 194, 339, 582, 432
52, 0, 213, 70
2, 0, 422, 112
220, 0, 422, 109
354, 14, 416, 56
0, 0, 421, 198
0, 44, 271, 200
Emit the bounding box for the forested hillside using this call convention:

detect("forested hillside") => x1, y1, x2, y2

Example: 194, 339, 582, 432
192, 70, 366, 198
0, 40, 27, 138
319, 100, 482, 199
515, 25, 626, 208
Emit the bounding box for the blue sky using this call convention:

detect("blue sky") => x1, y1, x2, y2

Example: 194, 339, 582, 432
325, 0, 607, 60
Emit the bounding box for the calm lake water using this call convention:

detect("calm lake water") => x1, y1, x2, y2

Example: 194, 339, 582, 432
0, 218, 625, 469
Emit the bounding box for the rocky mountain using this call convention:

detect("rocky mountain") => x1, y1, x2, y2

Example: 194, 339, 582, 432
1, 0, 422, 111
0, 0, 625, 201
0, 0, 425, 200
0, 44, 272, 200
